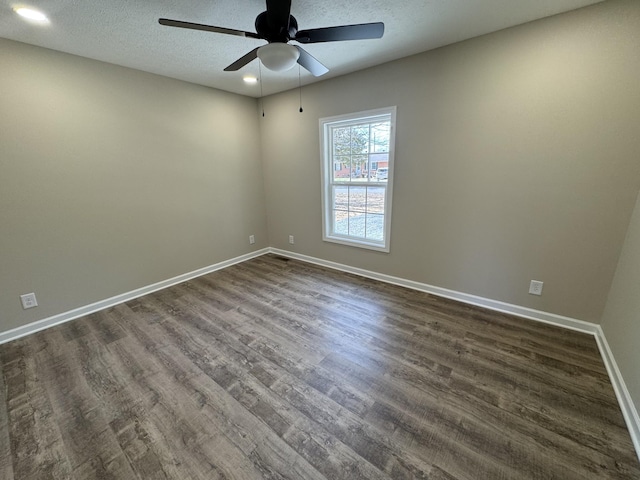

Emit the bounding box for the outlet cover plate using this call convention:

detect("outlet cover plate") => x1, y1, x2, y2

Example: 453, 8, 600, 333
20, 293, 38, 309
529, 280, 544, 296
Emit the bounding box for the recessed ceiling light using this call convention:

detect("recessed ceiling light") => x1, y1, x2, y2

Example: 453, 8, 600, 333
13, 7, 49, 23
243, 75, 258, 85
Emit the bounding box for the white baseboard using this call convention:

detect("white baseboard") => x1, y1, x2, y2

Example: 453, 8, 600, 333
270, 248, 640, 460
1, 246, 638, 461
594, 326, 640, 460
0, 248, 269, 346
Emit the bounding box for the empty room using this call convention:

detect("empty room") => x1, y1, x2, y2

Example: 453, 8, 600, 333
1, 0, 639, 478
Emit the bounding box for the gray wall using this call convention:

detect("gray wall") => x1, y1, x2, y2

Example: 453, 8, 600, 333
0, 38, 267, 332
601, 190, 640, 417
260, 0, 640, 323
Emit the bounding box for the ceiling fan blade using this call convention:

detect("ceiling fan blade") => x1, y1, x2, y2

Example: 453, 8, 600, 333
159, 18, 261, 39
265, 0, 292, 30
224, 47, 261, 71
296, 22, 384, 43
295, 46, 329, 77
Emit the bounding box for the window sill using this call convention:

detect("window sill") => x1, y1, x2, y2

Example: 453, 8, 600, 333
322, 235, 390, 253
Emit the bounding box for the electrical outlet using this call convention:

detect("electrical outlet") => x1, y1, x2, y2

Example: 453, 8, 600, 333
529, 280, 544, 296
288, 235, 295, 244
20, 292, 38, 309
249, 235, 255, 245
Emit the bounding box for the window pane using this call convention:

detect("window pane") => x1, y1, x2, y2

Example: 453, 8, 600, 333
333, 156, 351, 181
333, 185, 349, 210
347, 211, 366, 238
333, 210, 349, 236
370, 122, 390, 153
351, 155, 367, 180
348, 186, 367, 213
365, 214, 384, 241
366, 187, 385, 214
333, 127, 351, 155
351, 125, 369, 153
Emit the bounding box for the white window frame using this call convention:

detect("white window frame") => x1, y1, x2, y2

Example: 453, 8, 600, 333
320, 106, 396, 252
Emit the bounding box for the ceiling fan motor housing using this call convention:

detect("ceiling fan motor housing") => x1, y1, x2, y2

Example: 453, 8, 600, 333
255, 11, 298, 43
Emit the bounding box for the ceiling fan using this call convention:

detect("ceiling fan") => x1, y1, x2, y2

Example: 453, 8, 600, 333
159, 0, 384, 77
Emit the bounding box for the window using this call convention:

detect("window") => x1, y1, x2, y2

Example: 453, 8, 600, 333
320, 106, 396, 252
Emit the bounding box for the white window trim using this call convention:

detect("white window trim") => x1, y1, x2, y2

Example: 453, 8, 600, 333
319, 106, 396, 253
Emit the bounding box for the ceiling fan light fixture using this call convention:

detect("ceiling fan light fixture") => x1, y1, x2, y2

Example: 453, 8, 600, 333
257, 43, 299, 72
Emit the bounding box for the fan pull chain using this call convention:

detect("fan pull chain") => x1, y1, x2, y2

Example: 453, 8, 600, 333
298, 65, 303, 113
259, 61, 265, 117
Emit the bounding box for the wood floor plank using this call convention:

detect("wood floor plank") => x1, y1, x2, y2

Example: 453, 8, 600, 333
143, 297, 389, 480
1, 254, 639, 479
34, 331, 138, 479
108, 303, 328, 480
149, 295, 448, 480
0, 349, 15, 480
2, 336, 74, 479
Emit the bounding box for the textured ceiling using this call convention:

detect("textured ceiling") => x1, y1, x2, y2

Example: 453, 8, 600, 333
0, 0, 604, 97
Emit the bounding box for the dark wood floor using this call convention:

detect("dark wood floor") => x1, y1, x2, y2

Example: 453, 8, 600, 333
1, 254, 638, 479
